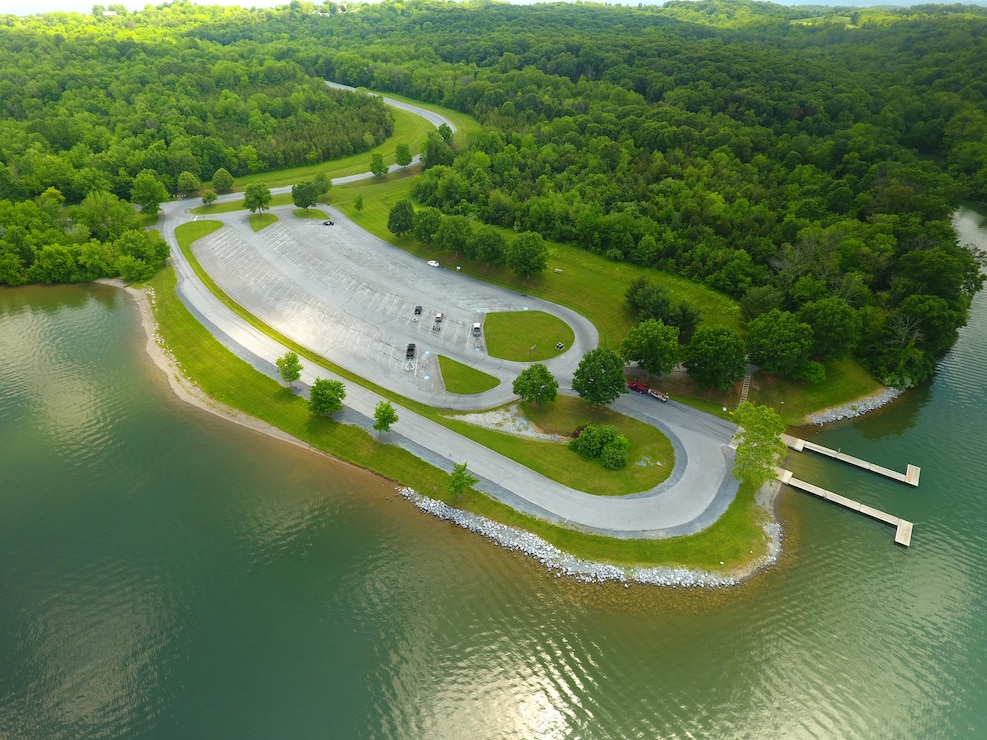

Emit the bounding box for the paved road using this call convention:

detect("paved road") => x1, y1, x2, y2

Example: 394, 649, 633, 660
156, 90, 740, 538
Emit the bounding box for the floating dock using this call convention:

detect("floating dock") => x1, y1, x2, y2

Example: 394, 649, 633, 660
781, 434, 920, 486
776, 469, 913, 547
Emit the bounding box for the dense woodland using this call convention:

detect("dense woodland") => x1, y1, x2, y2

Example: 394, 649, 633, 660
1, 0, 985, 386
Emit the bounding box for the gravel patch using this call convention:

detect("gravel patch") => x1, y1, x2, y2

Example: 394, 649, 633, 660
805, 387, 903, 425
398, 483, 783, 588
451, 404, 566, 441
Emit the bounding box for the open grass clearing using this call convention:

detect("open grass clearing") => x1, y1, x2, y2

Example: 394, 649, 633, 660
249, 213, 277, 231
436, 355, 500, 395
484, 311, 573, 361
747, 358, 884, 426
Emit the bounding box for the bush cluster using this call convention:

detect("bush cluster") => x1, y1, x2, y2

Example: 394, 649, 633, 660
570, 424, 629, 470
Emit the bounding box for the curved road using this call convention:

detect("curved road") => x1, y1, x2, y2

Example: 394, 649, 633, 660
157, 89, 740, 538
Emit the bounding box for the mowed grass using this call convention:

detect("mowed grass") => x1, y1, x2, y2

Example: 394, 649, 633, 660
446, 396, 674, 495
151, 250, 766, 570
748, 357, 884, 426
175, 219, 224, 245
437, 355, 500, 394
249, 213, 277, 231
294, 208, 327, 219
484, 311, 574, 361
332, 177, 741, 350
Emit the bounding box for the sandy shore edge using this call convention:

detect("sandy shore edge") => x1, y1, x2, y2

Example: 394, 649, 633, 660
112, 279, 783, 587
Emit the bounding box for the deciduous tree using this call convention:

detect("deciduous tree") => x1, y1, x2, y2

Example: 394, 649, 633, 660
620, 319, 680, 376
291, 180, 320, 210
506, 231, 548, 280
130, 170, 169, 214
572, 347, 626, 406
448, 461, 478, 497
243, 182, 271, 213
412, 206, 443, 244
732, 402, 787, 489
797, 297, 862, 360
434, 214, 472, 255
276, 351, 302, 388
176, 171, 201, 198
387, 199, 415, 236
212, 168, 235, 194
373, 400, 399, 436
471, 225, 506, 265
746, 309, 813, 378
308, 378, 346, 417
684, 325, 747, 390
370, 152, 387, 177
395, 142, 412, 168
512, 364, 558, 405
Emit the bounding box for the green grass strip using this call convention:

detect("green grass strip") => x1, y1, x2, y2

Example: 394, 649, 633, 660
436, 355, 500, 394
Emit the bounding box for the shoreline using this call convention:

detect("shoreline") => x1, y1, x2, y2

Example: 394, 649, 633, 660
114, 279, 783, 588
803, 386, 904, 426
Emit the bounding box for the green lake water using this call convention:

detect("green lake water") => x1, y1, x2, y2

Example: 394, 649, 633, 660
1, 207, 985, 738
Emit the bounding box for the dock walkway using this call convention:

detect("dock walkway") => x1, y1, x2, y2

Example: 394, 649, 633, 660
781, 433, 920, 486
776, 469, 913, 546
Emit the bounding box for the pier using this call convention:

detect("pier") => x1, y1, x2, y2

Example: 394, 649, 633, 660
776, 469, 913, 547
781, 434, 921, 486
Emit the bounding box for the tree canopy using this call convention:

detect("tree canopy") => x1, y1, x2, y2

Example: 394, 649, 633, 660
2, 0, 985, 387
512, 363, 558, 405
572, 347, 626, 406
684, 325, 748, 391
620, 319, 680, 377
308, 378, 346, 417
732, 402, 787, 490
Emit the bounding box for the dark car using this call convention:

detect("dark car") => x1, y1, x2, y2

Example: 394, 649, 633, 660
323, 220, 334, 226
414, 305, 423, 316
627, 381, 651, 394
406, 343, 416, 360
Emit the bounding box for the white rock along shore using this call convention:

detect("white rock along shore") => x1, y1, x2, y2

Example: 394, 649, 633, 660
117, 281, 783, 588
804, 387, 903, 425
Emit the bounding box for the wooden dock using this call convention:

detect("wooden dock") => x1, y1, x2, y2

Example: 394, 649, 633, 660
781, 434, 920, 486
777, 469, 913, 546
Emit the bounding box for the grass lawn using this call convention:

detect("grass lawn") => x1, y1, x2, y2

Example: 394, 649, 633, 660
436, 355, 500, 394
249, 213, 277, 231
484, 311, 574, 361
150, 251, 766, 569
332, 176, 742, 350
294, 207, 327, 219
747, 357, 884, 426
175, 219, 223, 245
443, 396, 675, 495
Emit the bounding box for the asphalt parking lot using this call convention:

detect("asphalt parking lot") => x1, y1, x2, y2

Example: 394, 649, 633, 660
192, 205, 599, 407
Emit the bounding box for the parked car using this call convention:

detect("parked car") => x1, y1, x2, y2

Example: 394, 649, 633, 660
472, 323, 482, 337
406, 343, 416, 360
627, 381, 651, 394
414, 305, 423, 316
426, 260, 440, 267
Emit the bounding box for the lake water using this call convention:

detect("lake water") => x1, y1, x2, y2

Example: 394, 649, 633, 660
1, 207, 985, 737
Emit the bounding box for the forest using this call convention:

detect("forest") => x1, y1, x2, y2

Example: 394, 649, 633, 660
1, 0, 985, 386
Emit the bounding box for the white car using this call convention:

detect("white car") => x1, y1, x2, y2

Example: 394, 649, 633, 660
426, 260, 440, 268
